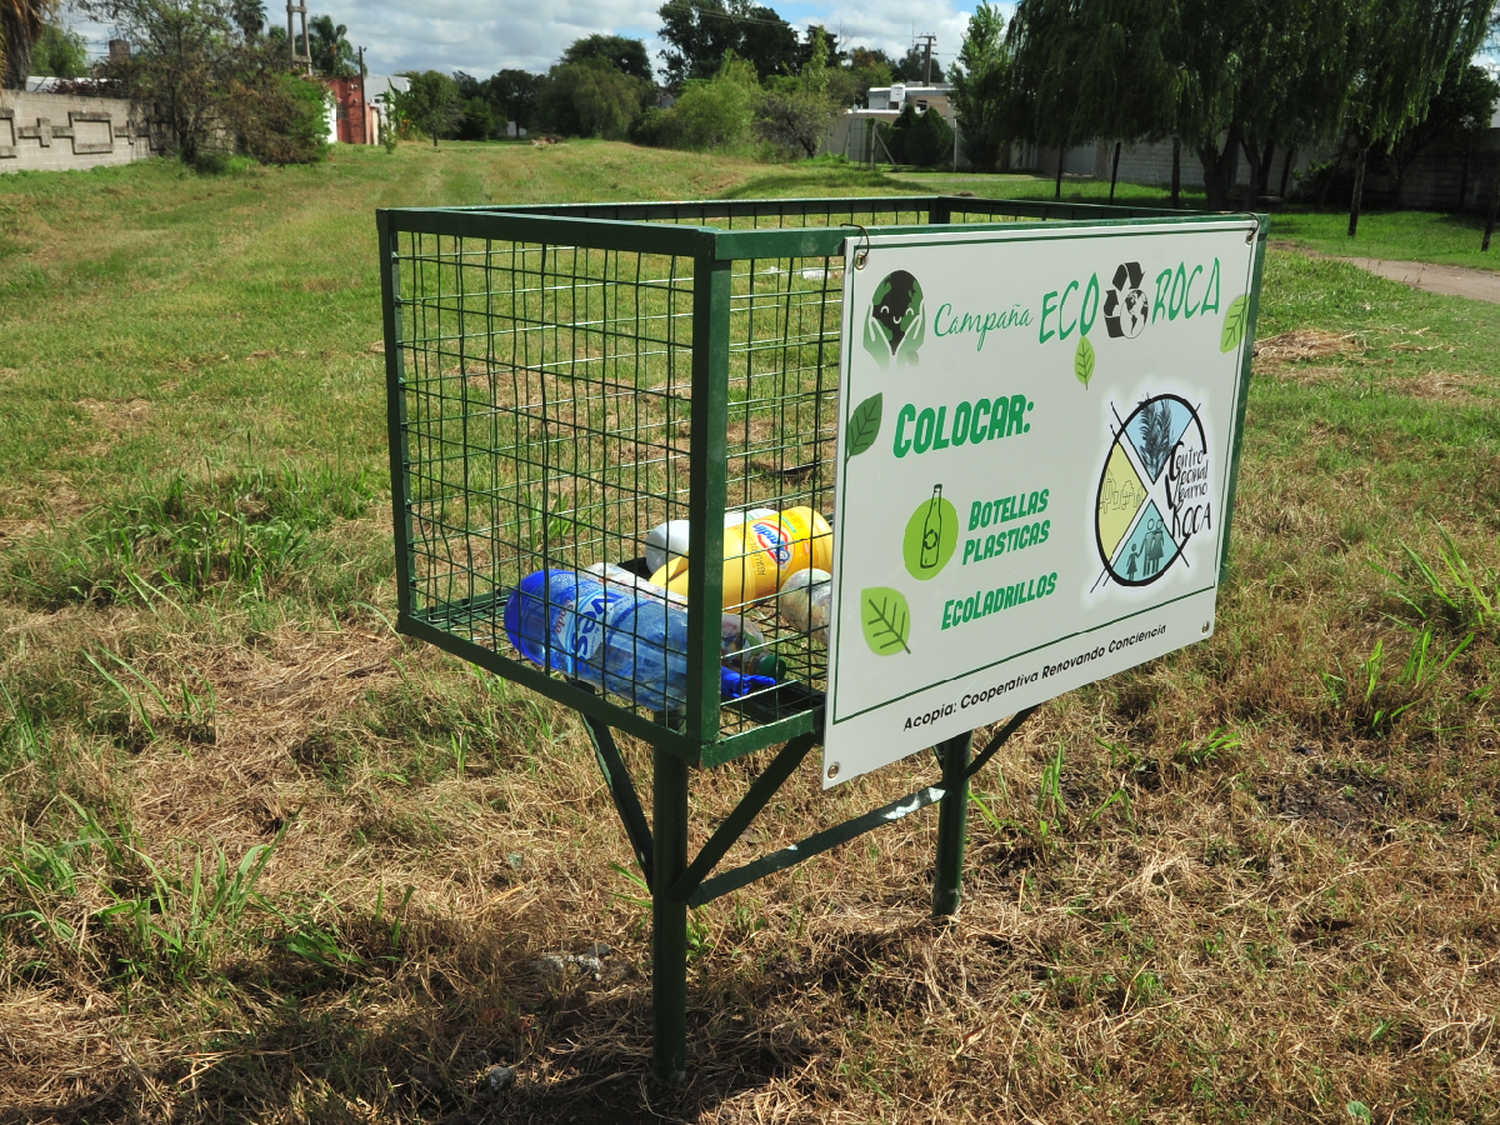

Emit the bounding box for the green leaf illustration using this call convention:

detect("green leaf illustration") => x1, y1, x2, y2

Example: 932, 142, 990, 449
1074, 335, 1095, 388
846, 393, 883, 458
1220, 294, 1249, 353
861, 586, 911, 656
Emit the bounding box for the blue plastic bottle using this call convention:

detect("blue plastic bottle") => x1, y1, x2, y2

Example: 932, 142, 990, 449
504, 570, 774, 712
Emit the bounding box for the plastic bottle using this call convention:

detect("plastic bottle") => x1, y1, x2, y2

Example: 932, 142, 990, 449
648, 506, 834, 609
586, 561, 768, 672
505, 571, 774, 711
778, 567, 832, 644
644, 508, 777, 575
920, 484, 944, 572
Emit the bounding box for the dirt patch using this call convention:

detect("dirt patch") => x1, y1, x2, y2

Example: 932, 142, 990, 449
1403, 370, 1490, 400
1270, 765, 1393, 829
0, 520, 44, 551
1253, 330, 1365, 386
203, 626, 402, 755
76, 397, 154, 457
76, 397, 152, 434
1253, 329, 1362, 367
122, 625, 404, 844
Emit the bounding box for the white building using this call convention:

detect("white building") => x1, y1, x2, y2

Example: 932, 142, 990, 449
827, 83, 961, 165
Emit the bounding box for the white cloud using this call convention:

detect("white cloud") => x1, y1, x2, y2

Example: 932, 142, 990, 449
61, 0, 1018, 80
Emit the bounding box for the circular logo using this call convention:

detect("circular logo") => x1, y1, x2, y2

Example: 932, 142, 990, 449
1095, 394, 1210, 587
1103, 261, 1148, 339
902, 487, 958, 580
749, 520, 792, 565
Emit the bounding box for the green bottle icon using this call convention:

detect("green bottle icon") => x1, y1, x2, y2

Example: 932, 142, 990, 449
920, 484, 944, 571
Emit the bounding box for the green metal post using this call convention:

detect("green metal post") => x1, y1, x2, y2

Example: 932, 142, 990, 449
652, 745, 690, 1084
932, 731, 974, 917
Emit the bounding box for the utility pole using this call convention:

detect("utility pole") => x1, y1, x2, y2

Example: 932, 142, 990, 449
287, 0, 311, 75
916, 34, 936, 85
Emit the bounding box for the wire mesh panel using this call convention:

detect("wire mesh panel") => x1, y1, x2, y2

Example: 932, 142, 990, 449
379, 197, 1179, 763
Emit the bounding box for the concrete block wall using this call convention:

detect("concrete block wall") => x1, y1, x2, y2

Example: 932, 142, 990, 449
1357, 133, 1500, 211
1108, 138, 1313, 193
0, 91, 156, 174
1099, 133, 1500, 210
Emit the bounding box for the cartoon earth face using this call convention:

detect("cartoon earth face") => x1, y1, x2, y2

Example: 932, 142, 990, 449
863, 270, 925, 367
1103, 261, 1148, 339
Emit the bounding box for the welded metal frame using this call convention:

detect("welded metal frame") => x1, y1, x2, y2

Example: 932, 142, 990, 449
378, 196, 1269, 1083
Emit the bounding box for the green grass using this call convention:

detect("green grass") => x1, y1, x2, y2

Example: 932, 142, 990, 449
0, 146, 1498, 1123
1271, 205, 1500, 270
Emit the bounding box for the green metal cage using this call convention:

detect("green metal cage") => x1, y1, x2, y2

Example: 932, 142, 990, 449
377, 195, 1202, 767
377, 195, 1269, 1083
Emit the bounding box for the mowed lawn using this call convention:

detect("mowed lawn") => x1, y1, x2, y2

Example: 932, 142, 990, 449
0, 143, 1498, 1124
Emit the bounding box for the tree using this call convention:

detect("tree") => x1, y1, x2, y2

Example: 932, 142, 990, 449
949, 2, 1009, 170
29, 22, 88, 77
1342, 0, 1491, 235
879, 102, 955, 167
794, 23, 843, 72
1, 0, 50, 89
228, 0, 263, 39
1381, 59, 1500, 206
657, 0, 797, 88
307, 12, 355, 78
488, 69, 543, 133
561, 34, 653, 83
1004, 0, 1093, 198
539, 34, 655, 139
539, 58, 651, 139
891, 43, 944, 85
392, 69, 462, 145
756, 27, 838, 158
84, 0, 328, 165
232, 71, 330, 163
673, 53, 757, 146
1003, 0, 1364, 209
827, 46, 891, 109
453, 70, 507, 140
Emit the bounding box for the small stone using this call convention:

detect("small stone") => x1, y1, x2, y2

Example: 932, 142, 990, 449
569, 953, 604, 978
484, 1064, 517, 1094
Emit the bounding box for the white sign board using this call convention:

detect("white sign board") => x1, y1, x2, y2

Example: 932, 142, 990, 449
823, 220, 1260, 786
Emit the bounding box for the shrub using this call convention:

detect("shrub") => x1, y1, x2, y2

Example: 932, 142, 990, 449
235, 74, 331, 166
878, 103, 955, 168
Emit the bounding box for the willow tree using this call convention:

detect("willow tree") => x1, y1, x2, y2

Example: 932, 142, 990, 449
1063, 0, 1178, 200
1, 0, 51, 88
1004, 0, 1092, 198
1342, 0, 1491, 236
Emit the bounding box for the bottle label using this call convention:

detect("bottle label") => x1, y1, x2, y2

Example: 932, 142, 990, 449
749, 520, 792, 565
560, 586, 628, 664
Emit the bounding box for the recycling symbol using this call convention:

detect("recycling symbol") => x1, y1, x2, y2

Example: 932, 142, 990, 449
1103, 261, 1149, 340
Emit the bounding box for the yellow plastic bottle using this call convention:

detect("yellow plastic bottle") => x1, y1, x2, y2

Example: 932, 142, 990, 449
648, 507, 833, 609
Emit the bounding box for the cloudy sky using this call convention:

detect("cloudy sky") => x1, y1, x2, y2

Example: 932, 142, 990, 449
66, 0, 1018, 81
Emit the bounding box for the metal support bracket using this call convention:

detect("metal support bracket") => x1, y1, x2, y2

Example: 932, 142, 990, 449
575, 705, 1039, 1083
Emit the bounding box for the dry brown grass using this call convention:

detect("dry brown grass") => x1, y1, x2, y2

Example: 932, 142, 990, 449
6, 430, 1498, 1122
